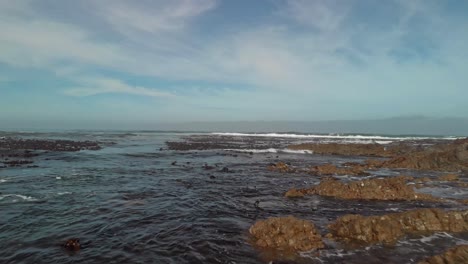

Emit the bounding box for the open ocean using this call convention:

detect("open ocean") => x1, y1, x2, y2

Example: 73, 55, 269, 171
0, 131, 467, 263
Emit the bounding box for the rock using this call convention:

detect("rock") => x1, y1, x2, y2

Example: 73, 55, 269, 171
309, 163, 369, 176
249, 216, 324, 252
288, 176, 439, 201
377, 140, 468, 171
62, 238, 81, 251
328, 209, 468, 245
438, 174, 459, 181
267, 162, 295, 173
418, 245, 468, 264
203, 164, 215, 170
0, 138, 101, 151
220, 167, 230, 173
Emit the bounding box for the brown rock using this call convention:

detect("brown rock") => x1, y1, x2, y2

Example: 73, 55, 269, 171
378, 140, 468, 171
284, 188, 306, 198
418, 244, 468, 264
289, 176, 437, 201
249, 216, 324, 252
310, 163, 370, 176
328, 209, 468, 245
438, 174, 460, 181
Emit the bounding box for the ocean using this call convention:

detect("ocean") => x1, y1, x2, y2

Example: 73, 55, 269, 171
0, 131, 467, 263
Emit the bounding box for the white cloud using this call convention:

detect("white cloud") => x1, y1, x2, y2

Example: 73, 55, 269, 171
93, 0, 217, 34
64, 77, 174, 98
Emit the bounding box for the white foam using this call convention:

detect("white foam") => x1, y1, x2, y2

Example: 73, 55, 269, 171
212, 132, 458, 141
56, 176, 62, 180
0, 179, 7, 183
57, 192, 71, 195
0, 194, 38, 202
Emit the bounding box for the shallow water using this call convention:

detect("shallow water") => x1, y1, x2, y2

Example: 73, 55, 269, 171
0, 131, 467, 263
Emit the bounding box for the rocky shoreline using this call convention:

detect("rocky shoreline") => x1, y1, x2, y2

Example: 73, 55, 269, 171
249, 137, 468, 263
0, 137, 103, 168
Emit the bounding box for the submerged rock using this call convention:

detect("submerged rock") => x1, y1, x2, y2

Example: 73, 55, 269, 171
438, 174, 460, 181
249, 216, 324, 252
62, 238, 81, 251
327, 209, 468, 245
418, 245, 468, 264
286, 176, 438, 201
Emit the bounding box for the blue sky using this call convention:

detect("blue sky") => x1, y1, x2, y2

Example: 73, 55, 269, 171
0, 0, 467, 129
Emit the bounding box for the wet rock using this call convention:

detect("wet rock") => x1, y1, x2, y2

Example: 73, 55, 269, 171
418, 244, 468, 264
327, 208, 468, 245
249, 216, 324, 252
220, 167, 230, 173
203, 164, 215, 170
369, 140, 468, 171
284, 188, 306, 198
438, 174, 459, 181
287, 176, 438, 201
0, 138, 101, 151
62, 238, 81, 251
309, 163, 370, 176
267, 162, 295, 173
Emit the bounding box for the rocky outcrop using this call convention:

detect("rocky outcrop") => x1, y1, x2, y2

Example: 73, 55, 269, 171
267, 162, 296, 173
286, 176, 438, 201
366, 139, 468, 171
418, 245, 468, 264
249, 216, 324, 252
0, 138, 101, 151
327, 209, 468, 245
309, 163, 370, 176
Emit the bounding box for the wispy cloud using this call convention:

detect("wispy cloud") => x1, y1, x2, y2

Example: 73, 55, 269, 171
93, 0, 217, 34
64, 77, 175, 98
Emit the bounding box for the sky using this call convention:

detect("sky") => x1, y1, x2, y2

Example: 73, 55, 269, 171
0, 0, 467, 129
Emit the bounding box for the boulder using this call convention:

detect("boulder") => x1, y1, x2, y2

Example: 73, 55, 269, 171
249, 216, 324, 252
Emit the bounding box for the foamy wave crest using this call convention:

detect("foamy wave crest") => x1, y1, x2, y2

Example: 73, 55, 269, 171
224, 148, 313, 154
0, 179, 7, 183
212, 132, 458, 141
0, 194, 38, 202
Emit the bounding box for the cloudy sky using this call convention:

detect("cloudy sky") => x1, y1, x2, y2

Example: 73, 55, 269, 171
0, 0, 467, 128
